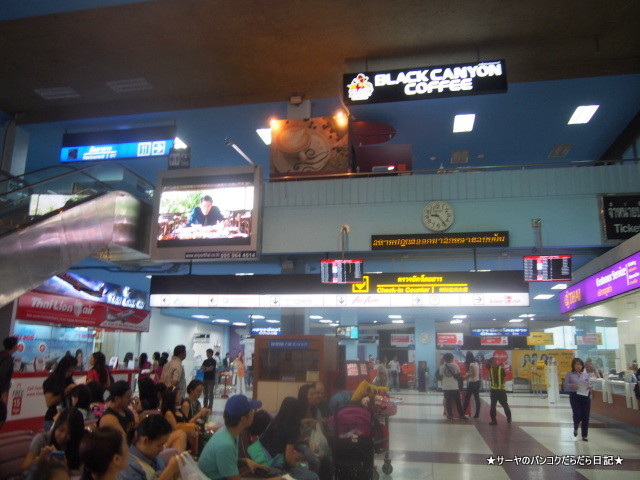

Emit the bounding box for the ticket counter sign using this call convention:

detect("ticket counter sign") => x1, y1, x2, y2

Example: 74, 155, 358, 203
343, 60, 507, 106
527, 332, 554, 345
437, 333, 463, 345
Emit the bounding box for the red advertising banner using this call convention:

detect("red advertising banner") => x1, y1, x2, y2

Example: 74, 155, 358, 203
17, 291, 150, 332
390, 333, 415, 347
576, 333, 602, 345
436, 333, 463, 345
481, 336, 508, 346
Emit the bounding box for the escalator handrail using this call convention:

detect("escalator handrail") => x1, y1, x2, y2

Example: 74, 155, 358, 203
0, 162, 154, 201
0, 164, 78, 189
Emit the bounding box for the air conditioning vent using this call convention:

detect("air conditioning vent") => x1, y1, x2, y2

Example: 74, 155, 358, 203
34, 87, 80, 100
106, 77, 153, 93
548, 143, 573, 158
450, 150, 469, 164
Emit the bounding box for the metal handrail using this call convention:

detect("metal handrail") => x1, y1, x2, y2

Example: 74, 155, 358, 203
265, 157, 640, 182
0, 164, 78, 188
0, 162, 154, 199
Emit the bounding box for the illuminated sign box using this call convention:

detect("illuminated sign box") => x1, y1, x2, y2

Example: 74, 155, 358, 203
471, 327, 529, 337
437, 333, 463, 345
149, 166, 262, 261
371, 231, 509, 250
523, 255, 572, 282
60, 125, 176, 162
527, 332, 554, 345
559, 250, 640, 313
600, 194, 640, 241
343, 60, 507, 106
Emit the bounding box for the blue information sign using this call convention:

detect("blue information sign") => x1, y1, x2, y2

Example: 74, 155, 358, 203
471, 327, 529, 337
60, 140, 173, 162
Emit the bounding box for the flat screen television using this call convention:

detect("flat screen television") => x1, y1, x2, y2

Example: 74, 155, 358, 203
149, 166, 262, 261
320, 259, 363, 284
336, 326, 359, 339
523, 255, 572, 282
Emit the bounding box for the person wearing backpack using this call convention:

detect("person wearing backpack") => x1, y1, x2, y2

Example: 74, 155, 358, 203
439, 353, 468, 420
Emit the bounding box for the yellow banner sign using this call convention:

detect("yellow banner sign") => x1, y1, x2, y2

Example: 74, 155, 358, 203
527, 332, 554, 345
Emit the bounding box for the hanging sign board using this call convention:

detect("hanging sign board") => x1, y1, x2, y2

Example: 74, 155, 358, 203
526, 332, 554, 345
600, 194, 640, 241
371, 231, 509, 250
343, 60, 507, 106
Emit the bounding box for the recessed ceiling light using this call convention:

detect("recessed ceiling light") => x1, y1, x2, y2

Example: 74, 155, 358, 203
568, 105, 599, 125
145, 275, 152, 279
594, 318, 604, 322
551, 283, 567, 290
572, 314, 585, 317
256, 128, 272, 145
216, 319, 230, 323
373, 320, 378, 324
450, 319, 463, 324
509, 319, 524, 323
364, 271, 383, 274
235, 272, 254, 276
452, 315, 468, 319
617, 320, 630, 323
266, 319, 280, 324
391, 319, 404, 324
388, 315, 402, 319
233, 322, 247, 326
192, 314, 210, 319
534, 294, 554, 300
453, 114, 475, 133
519, 314, 535, 318
309, 315, 323, 320
329, 323, 340, 327
569, 318, 575, 322
250, 315, 265, 319
319, 319, 333, 324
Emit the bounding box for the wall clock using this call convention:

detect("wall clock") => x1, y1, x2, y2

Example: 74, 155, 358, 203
422, 201, 454, 232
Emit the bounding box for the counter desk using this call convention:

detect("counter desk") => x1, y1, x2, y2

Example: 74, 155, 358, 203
4, 369, 138, 432
589, 378, 639, 428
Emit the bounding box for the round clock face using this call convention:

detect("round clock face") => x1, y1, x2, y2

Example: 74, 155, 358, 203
422, 201, 454, 232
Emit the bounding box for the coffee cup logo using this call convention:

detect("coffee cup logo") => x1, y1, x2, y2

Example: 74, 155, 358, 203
274, 125, 312, 154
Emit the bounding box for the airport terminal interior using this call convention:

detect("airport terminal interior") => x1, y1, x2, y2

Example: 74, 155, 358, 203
1, 2, 640, 479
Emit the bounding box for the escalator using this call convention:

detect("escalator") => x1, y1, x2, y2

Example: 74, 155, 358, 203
0, 163, 155, 307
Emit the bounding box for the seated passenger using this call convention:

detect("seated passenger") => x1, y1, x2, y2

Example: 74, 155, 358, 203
98, 381, 140, 443
159, 388, 188, 452
79, 427, 129, 480
22, 408, 85, 474
119, 415, 183, 480
25, 458, 70, 480
181, 380, 211, 425
259, 397, 319, 480
198, 394, 282, 480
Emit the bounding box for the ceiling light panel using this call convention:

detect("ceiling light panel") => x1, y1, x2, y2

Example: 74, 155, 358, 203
453, 114, 475, 133
568, 105, 599, 124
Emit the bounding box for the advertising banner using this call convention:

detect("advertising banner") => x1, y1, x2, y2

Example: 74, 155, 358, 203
269, 116, 349, 178
390, 334, 415, 348
527, 332, 554, 345
17, 291, 150, 332
576, 333, 603, 345
436, 333, 463, 345
481, 336, 508, 346
512, 349, 574, 390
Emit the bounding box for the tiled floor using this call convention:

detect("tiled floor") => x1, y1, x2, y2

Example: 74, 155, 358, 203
209, 389, 640, 479
379, 390, 640, 480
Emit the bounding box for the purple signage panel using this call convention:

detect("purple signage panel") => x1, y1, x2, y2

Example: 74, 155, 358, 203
560, 251, 640, 313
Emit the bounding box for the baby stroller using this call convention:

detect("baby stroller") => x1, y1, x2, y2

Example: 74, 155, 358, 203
331, 405, 376, 480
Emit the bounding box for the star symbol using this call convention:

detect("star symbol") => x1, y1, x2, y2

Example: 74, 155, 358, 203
487, 456, 496, 465
615, 456, 623, 465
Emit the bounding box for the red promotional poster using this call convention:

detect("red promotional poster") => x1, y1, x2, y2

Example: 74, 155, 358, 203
481, 336, 508, 346
437, 333, 463, 345
17, 290, 150, 332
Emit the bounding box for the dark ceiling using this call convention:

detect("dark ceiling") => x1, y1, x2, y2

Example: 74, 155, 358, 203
1, 0, 639, 125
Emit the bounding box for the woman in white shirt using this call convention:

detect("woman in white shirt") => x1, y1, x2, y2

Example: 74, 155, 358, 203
462, 352, 481, 418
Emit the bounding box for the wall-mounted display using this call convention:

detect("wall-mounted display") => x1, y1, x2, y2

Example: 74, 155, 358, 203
523, 255, 572, 282
150, 166, 262, 261
320, 259, 363, 284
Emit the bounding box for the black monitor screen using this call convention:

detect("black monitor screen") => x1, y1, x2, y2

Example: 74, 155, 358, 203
523, 255, 572, 282
320, 259, 363, 284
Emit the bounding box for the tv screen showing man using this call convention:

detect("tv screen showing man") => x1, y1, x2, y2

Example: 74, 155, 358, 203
186, 195, 225, 226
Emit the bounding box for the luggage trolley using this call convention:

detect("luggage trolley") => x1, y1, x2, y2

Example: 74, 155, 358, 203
372, 396, 399, 477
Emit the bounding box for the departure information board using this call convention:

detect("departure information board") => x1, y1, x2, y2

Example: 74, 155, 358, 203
523, 255, 572, 282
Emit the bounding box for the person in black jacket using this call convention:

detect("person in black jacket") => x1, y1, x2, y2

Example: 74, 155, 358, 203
0, 336, 19, 429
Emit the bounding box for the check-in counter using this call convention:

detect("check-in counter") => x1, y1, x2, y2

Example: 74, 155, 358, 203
590, 377, 639, 428
4, 369, 138, 432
